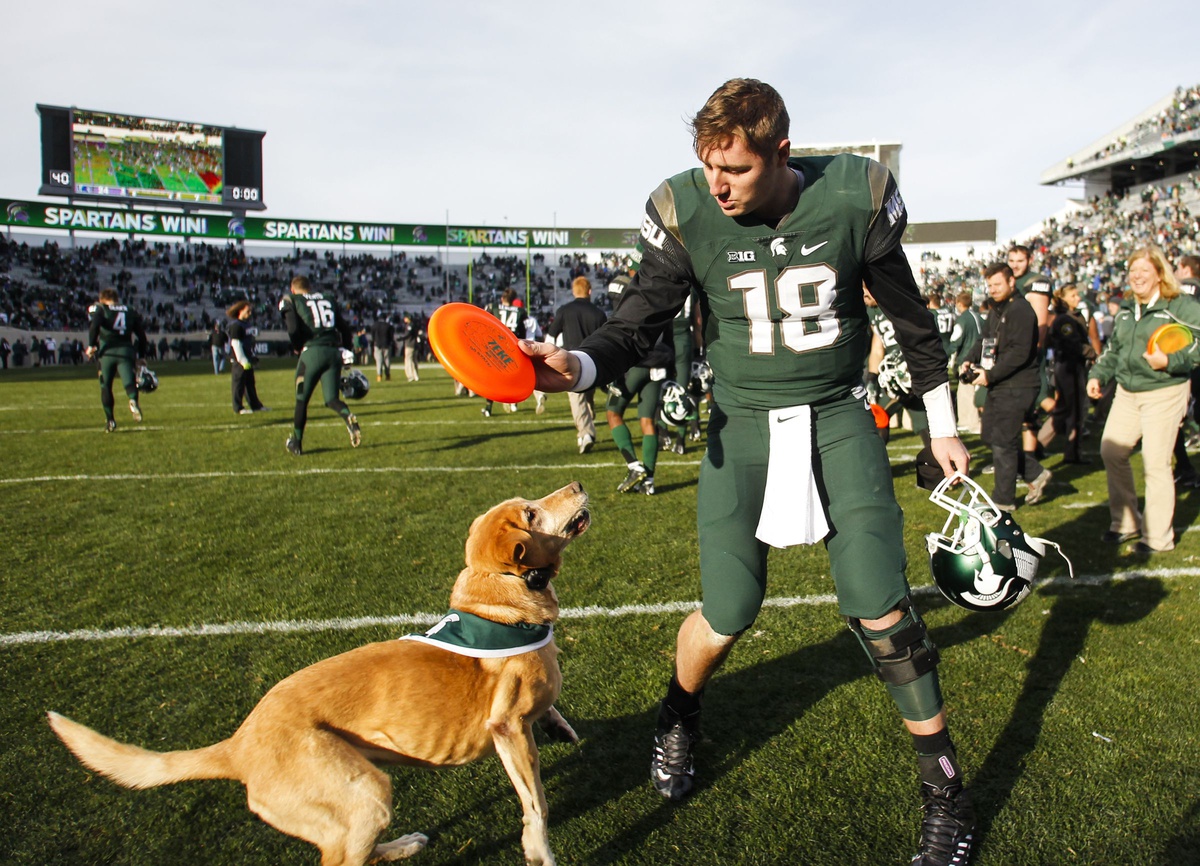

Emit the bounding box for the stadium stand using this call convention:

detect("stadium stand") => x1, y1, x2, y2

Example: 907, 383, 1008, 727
4, 83, 1198, 363
0, 234, 626, 362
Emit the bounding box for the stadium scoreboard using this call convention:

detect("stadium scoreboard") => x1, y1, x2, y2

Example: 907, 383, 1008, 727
37, 105, 266, 211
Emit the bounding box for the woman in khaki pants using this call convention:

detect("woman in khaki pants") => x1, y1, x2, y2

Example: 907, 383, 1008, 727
1087, 246, 1200, 553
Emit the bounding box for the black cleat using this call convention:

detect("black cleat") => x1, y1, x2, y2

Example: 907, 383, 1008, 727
650, 703, 699, 801
617, 464, 649, 493
911, 783, 975, 866
105, 419, 117, 433
285, 436, 303, 456
347, 414, 362, 448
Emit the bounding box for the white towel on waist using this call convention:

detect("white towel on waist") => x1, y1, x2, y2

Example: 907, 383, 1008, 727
755, 405, 830, 548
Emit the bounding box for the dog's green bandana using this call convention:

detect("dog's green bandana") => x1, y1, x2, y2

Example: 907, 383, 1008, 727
400, 609, 553, 658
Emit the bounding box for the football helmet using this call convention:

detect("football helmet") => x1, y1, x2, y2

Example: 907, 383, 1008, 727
136, 368, 159, 393
659, 380, 696, 427
340, 368, 370, 400
690, 359, 715, 393
926, 473, 1073, 611
876, 352, 912, 399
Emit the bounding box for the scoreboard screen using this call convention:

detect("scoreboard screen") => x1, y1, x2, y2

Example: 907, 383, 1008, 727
37, 105, 266, 211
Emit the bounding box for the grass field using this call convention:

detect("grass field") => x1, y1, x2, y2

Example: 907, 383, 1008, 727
2, 358, 1198, 865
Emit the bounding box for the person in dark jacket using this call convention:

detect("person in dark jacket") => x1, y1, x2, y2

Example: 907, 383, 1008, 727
1046, 284, 1093, 464
547, 275, 608, 452
962, 263, 1051, 508
227, 301, 268, 415
371, 313, 395, 383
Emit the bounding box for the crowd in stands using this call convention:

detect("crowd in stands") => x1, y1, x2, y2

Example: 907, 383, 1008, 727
1068, 83, 1200, 170
0, 233, 631, 342
920, 171, 1200, 305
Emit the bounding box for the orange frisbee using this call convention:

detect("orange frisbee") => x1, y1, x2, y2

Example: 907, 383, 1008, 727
427, 303, 536, 403
1147, 322, 1194, 355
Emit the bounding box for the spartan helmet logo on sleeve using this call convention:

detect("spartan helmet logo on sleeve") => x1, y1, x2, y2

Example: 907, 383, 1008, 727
925, 474, 1073, 611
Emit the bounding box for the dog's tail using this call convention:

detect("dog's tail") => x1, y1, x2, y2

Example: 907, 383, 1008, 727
47, 711, 236, 789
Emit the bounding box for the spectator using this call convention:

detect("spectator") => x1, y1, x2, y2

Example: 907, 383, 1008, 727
1046, 284, 1094, 464
546, 276, 607, 451
1087, 246, 1200, 553
400, 315, 421, 383
227, 300, 268, 415
949, 290, 983, 434
371, 313, 394, 383
209, 323, 228, 375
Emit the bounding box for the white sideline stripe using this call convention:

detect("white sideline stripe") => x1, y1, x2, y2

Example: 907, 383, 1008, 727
0, 418, 576, 436
0, 462, 704, 485
2, 568, 1195, 648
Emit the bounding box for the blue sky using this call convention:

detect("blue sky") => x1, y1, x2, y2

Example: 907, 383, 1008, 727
3, 0, 1195, 241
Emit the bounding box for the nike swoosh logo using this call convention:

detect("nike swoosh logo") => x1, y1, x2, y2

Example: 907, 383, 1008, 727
800, 241, 828, 255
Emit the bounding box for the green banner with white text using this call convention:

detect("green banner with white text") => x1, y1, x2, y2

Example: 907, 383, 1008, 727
2, 198, 641, 249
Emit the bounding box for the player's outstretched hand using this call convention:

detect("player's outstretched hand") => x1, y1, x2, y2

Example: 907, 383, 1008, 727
518, 340, 580, 393
930, 436, 971, 481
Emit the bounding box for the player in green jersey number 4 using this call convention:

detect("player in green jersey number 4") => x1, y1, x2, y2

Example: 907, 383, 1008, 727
521, 79, 975, 866
85, 287, 149, 433
278, 276, 361, 455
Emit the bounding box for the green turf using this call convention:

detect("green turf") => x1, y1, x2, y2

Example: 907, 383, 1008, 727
1, 359, 1197, 865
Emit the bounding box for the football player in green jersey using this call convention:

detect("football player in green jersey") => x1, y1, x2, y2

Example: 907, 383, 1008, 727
85, 287, 149, 433
277, 276, 360, 456
483, 287, 528, 416
521, 79, 974, 865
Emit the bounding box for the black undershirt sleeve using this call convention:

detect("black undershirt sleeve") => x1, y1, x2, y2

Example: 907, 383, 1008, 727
576, 200, 695, 387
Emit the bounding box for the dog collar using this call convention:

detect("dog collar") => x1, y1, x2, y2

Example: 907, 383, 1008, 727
400, 609, 552, 658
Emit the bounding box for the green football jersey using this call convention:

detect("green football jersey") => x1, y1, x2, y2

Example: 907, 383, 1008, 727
651, 154, 906, 409
1016, 270, 1052, 301
279, 290, 349, 349
87, 302, 145, 356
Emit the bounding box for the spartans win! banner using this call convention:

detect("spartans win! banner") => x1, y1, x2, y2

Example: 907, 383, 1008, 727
2, 198, 640, 249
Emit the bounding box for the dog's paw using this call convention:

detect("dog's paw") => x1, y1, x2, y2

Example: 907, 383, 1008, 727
539, 707, 579, 744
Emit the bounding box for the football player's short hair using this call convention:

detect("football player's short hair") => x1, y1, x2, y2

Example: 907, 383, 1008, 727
983, 263, 1013, 281
1008, 244, 1032, 259
1128, 245, 1181, 299
98, 288, 119, 303
571, 276, 592, 298
290, 276, 312, 293
955, 291, 974, 308
501, 287, 518, 304
1179, 254, 1200, 277
226, 300, 251, 319
691, 78, 789, 159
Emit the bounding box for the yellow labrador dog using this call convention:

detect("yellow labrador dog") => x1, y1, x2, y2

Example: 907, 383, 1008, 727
49, 482, 590, 866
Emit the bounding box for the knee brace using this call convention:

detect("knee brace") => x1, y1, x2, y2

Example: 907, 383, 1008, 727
847, 596, 943, 721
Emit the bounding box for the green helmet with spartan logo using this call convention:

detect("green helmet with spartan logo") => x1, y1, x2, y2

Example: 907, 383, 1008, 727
926, 474, 1073, 612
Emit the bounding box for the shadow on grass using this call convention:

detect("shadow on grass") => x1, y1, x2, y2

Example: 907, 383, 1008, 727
968, 577, 1167, 849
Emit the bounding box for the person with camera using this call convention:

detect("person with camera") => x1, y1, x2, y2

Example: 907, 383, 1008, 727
961, 263, 1051, 509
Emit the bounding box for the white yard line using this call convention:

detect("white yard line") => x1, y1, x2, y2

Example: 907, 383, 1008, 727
3, 568, 1195, 647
